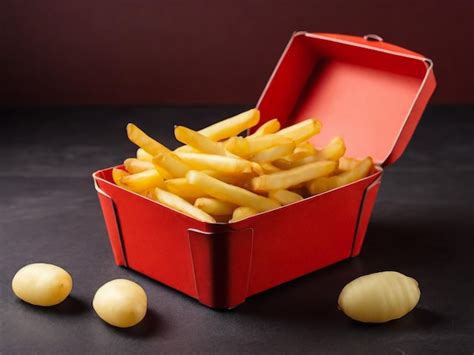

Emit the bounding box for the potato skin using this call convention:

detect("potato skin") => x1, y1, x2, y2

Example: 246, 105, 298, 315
12, 263, 73, 306
93, 279, 147, 328
338, 271, 420, 323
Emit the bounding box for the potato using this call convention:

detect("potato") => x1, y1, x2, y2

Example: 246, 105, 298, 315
93, 279, 147, 328
12, 263, 73, 306
338, 271, 420, 323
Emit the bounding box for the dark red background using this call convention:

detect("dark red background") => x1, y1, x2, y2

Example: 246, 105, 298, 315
1, 0, 473, 105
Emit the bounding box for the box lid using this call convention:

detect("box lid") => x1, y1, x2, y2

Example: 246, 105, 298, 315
256, 32, 436, 166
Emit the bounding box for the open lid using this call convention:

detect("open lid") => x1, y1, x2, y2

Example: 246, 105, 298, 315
256, 32, 436, 166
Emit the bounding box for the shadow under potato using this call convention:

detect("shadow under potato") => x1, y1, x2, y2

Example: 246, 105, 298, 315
103, 308, 163, 339
16, 295, 88, 317
347, 308, 443, 331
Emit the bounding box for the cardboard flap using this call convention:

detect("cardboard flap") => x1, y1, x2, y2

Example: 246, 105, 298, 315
256, 32, 436, 166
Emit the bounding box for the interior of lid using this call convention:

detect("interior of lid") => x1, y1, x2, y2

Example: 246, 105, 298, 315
256, 33, 430, 164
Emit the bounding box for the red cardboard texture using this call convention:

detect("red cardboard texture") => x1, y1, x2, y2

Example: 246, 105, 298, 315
93, 33, 436, 309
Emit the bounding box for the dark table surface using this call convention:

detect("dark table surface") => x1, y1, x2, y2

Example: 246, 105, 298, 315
1, 105, 473, 354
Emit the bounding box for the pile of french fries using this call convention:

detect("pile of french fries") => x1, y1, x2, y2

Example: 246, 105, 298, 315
112, 109, 374, 223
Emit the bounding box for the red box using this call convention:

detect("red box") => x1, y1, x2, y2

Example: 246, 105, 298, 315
93, 32, 436, 309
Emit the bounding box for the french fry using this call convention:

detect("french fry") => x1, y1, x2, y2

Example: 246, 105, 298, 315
175, 152, 254, 174
127, 123, 170, 155
165, 178, 207, 199
251, 141, 295, 164
121, 169, 165, 192
186, 171, 280, 212
307, 157, 373, 195
154, 188, 216, 223
230, 207, 259, 222
272, 158, 294, 170
248, 118, 280, 138
225, 135, 293, 158
174, 145, 200, 153
291, 141, 316, 160
275, 137, 346, 170
286, 155, 317, 168
251, 162, 265, 176
260, 163, 281, 174
154, 165, 173, 180
144, 188, 157, 200
136, 148, 153, 162
194, 198, 237, 216
268, 189, 303, 205
198, 108, 260, 141
124, 158, 154, 174
289, 187, 307, 198
276, 119, 321, 144
313, 137, 346, 161
201, 170, 244, 185
201, 170, 253, 186
175, 126, 227, 155
251, 160, 337, 191
153, 153, 190, 178
112, 168, 129, 187
338, 157, 360, 171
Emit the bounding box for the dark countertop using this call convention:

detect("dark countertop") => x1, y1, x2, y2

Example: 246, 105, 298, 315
1, 106, 473, 354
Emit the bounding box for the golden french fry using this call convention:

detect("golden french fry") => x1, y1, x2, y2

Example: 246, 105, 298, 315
251, 160, 337, 191
268, 189, 303, 205
175, 152, 253, 174
201, 170, 254, 186
136, 188, 151, 197
314, 137, 346, 161
275, 137, 346, 170
165, 178, 207, 199
124, 158, 154, 174
154, 188, 216, 223
198, 108, 260, 141
126, 123, 170, 156
175, 126, 227, 155
144, 188, 157, 200
248, 118, 280, 138
276, 119, 321, 144
112, 168, 129, 187
287, 155, 318, 168
307, 157, 373, 195
136, 148, 153, 162
251, 141, 295, 164
174, 145, 200, 153
154, 165, 173, 180
225, 135, 293, 158
121, 169, 165, 192
338, 157, 360, 171
230, 207, 259, 222
291, 141, 316, 160
194, 198, 237, 216
250, 162, 265, 176
260, 163, 281, 174
289, 187, 307, 197
272, 158, 294, 170
186, 171, 280, 212
153, 153, 190, 178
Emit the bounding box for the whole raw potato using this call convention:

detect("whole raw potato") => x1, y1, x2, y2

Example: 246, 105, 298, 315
338, 271, 420, 323
93, 279, 147, 328
12, 263, 73, 306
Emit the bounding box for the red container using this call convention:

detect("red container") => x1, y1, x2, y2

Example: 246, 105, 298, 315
93, 32, 436, 309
